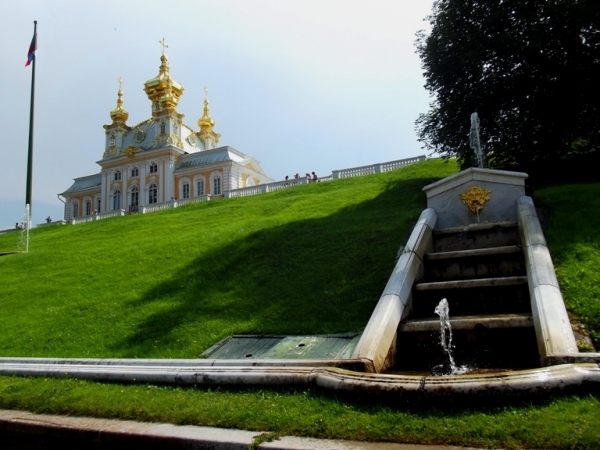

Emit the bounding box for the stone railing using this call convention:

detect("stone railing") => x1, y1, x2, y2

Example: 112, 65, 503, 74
226, 178, 308, 198
71, 210, 125, 224
332, 156, 426, 179
141, 195, 211, 213
67, 155, 426, 224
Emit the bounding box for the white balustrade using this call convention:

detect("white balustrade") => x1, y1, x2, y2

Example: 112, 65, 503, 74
69, 156, 426, 225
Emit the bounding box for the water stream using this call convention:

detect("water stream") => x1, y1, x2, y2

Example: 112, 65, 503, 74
431, 298, 469, 375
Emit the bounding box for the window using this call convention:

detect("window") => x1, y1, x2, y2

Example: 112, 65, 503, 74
96, 198, 101, 213
131, 167, 139, 177
149, 163, 157, 173
110, 134, 116, 146
182, 183, 190, 199
160, 122, 166, 135
112, 190, 121, 210
114, 170, 121, 181
149, 183, 157, 204
213, 177, 221, 195
85, 200, 92, 216
196, 180, 204, 196
72, 202, 79, 218
131, 187, 139, 207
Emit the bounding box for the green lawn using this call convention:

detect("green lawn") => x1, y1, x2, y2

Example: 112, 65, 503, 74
0, 158, 599, 449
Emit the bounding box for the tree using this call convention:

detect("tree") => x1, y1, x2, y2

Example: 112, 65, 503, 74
415, 0, 600, 176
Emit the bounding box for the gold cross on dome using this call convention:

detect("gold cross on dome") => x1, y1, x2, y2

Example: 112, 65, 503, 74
117, 77, 124, 89
159, 37, 169, 54
204, 86, 209, 99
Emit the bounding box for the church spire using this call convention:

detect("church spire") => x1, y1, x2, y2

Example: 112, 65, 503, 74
109, 77, 129, 124
197, 87, 221, 149
143, 39, 184, 115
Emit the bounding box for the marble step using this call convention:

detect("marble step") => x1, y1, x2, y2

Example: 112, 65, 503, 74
398, 313, 534, 333
432, 221, 520, 252
414, 276, 528, 291
425, 245, 522, 260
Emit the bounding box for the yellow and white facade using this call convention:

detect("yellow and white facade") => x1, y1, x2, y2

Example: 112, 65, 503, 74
60, 50, 271, 221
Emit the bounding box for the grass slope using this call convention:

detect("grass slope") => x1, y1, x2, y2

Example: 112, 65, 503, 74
0, 159, 457, 358
1, 159, 599, 449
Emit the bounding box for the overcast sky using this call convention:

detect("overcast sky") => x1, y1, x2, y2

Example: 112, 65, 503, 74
0, 0, 434, 229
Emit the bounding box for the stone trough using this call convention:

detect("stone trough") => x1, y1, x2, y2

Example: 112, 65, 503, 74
352, 168, 600, 377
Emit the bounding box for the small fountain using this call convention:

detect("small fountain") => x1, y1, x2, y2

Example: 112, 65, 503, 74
469, 112, 485, 168
431, 298, 469, 376
18, 204, 30, 253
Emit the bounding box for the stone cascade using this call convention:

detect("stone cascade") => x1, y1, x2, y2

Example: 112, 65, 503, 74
396, 221, 540, 373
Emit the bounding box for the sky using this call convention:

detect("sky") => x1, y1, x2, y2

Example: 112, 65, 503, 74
0, 0, 435, 230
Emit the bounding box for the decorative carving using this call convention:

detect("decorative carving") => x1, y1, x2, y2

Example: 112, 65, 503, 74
133, 128, 146, 143
460, 186, 491, 213
151, 133, 183, 148
122, 145, 140, 158
103, 145, 121, 158
186, 133, 197, 145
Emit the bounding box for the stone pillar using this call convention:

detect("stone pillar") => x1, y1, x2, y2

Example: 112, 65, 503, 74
164, 156, 176, 200
121, 166, 129, 211
139, 164, 147, 206
100, 170, 107, 213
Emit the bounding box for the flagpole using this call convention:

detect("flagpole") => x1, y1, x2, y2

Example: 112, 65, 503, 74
25, 20, 37, 225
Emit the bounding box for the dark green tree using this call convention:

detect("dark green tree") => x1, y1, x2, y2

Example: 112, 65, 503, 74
415, 0, 600, 175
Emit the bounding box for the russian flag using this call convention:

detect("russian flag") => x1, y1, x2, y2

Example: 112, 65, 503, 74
25, 32, 37, 67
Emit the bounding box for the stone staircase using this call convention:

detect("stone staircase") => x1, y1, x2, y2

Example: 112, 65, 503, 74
394, 221, 540, 373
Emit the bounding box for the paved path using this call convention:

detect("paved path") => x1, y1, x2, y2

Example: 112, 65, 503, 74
0, 409, 482, 449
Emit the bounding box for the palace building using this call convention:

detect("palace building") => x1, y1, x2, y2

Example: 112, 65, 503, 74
59, 48, 272, 221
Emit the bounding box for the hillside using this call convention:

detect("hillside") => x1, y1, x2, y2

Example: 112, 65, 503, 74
1, 158, 600, 448
0, 159, 459, 358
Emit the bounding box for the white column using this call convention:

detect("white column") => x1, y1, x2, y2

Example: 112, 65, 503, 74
164, 156, 176, 200
104, 172, 110, 212
121, 166, 129, 211
139, 164, 147, 206
158, 160, 165, 202
100, 171, 107, 213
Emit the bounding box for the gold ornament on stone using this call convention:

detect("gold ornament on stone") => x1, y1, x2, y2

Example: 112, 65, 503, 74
460, 186, 491, 213
122, 145, 140, 158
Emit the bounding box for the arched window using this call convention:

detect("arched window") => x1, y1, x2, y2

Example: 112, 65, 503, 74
114, 170, 121, 181
148, 183, 158, 204
96, 197, 101, 213
149, 162, 157, 173
197, 180, 204, 196
112, 190, 121, 210
179, 177, 190, 199
160, 122, 166, 135
213, 177, 221, 195
72, 201, 79, 218
131, 167, 139, 177
110, 134, 116, 146
130, 187, 139, 207
85, 200, 92, 216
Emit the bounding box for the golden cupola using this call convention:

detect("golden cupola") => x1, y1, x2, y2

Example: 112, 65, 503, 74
144, 45, 184, 114
109, 80, 129, 124
197, 88, 221, 149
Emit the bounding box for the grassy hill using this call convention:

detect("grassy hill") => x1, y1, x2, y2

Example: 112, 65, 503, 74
0, 158, 599, 449
0, 159, 458, 358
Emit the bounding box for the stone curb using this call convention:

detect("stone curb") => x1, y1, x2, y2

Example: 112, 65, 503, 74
0, 409, 481, 450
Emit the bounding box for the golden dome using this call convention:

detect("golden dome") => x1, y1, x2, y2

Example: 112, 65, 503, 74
144, 52, 184, 113
198, 98, 216, 130
197, 88, 221, 148
109, 82, 129, 124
